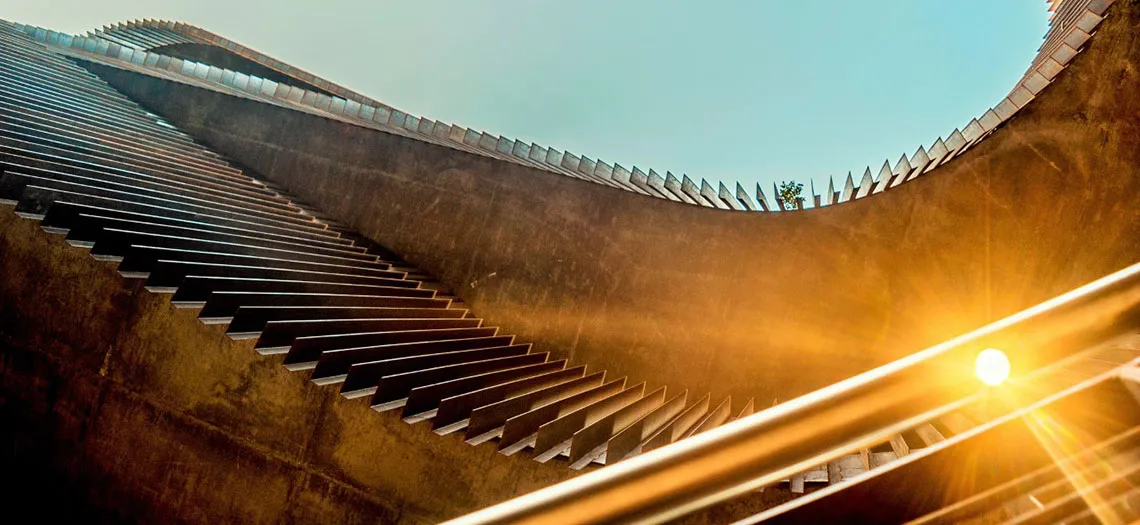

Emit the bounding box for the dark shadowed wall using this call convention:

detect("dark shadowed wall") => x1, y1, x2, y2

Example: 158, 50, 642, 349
91, 1, 1140, 408
0, 208, 579, 524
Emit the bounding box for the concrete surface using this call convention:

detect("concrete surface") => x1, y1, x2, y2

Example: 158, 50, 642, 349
1, 2, 1137, 523
0, 208, 578, 523
91, 1, 1140, 409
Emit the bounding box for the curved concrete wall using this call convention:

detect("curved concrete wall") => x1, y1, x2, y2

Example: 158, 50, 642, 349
90, 0, 1140, 405
45, 3, 1110, 212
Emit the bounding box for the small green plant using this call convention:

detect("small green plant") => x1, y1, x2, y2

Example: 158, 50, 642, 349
777, 180, 804, 210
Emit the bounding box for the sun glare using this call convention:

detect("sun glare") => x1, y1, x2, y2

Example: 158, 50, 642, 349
975, 348, 1011, 386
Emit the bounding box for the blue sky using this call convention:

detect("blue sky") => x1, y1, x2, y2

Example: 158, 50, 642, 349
7, 1, 1049, 196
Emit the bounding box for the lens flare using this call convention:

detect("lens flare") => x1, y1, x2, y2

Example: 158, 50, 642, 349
975, 348, 1011, 386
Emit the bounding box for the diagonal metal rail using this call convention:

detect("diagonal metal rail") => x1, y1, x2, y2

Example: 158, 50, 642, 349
446, 261, 1140, 524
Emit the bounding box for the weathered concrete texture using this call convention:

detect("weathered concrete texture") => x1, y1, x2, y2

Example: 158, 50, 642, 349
92, 2, 1140, 413
0, 206, 578, 523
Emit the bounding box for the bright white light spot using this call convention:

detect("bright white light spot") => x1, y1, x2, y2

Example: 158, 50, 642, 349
975, 348, 1011, 386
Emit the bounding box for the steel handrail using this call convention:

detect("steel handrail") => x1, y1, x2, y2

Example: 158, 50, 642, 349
445, 261, 1140, 524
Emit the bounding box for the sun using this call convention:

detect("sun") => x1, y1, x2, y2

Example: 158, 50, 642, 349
975, 348, 1011, 386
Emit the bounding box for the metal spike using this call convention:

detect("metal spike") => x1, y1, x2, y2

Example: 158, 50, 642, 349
855, 168, 874, 199
477, 132, 497, 152
1009, 85, 1035, 108
665, 172, 697, 205
945, 129, 967, 155
962, 119, 985, 142
546, 149, 565, 169
682, 175, 709, 207
923, 138, 948, 174
529, 143, 547, 163
979, 109, 1002, 132
432, 121, 452, 141
612, 164, 632, 185
822, 176, 836, 206
995, 98, 1019, 121
839, 172, 855, 203
889, 154, 912, 188
496, 137, 514, 155
647, 169, 678, 201
699, 179, 729, 209
755, 183, 772, 212
594, 160, 614, 181
577, 156, 597, 179
561, 152, 581, 171
446, 125, 466, 143
736, 182, 757, 211
718, 181, 744, 210
906, 146, 931, 181
462, 128, 481, 147
872, 161, 891, 194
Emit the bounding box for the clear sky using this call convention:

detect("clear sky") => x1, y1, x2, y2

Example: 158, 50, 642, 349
6, 1, 1049, 197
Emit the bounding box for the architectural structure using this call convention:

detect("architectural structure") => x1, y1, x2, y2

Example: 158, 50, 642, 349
0, 0, 1137, 522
